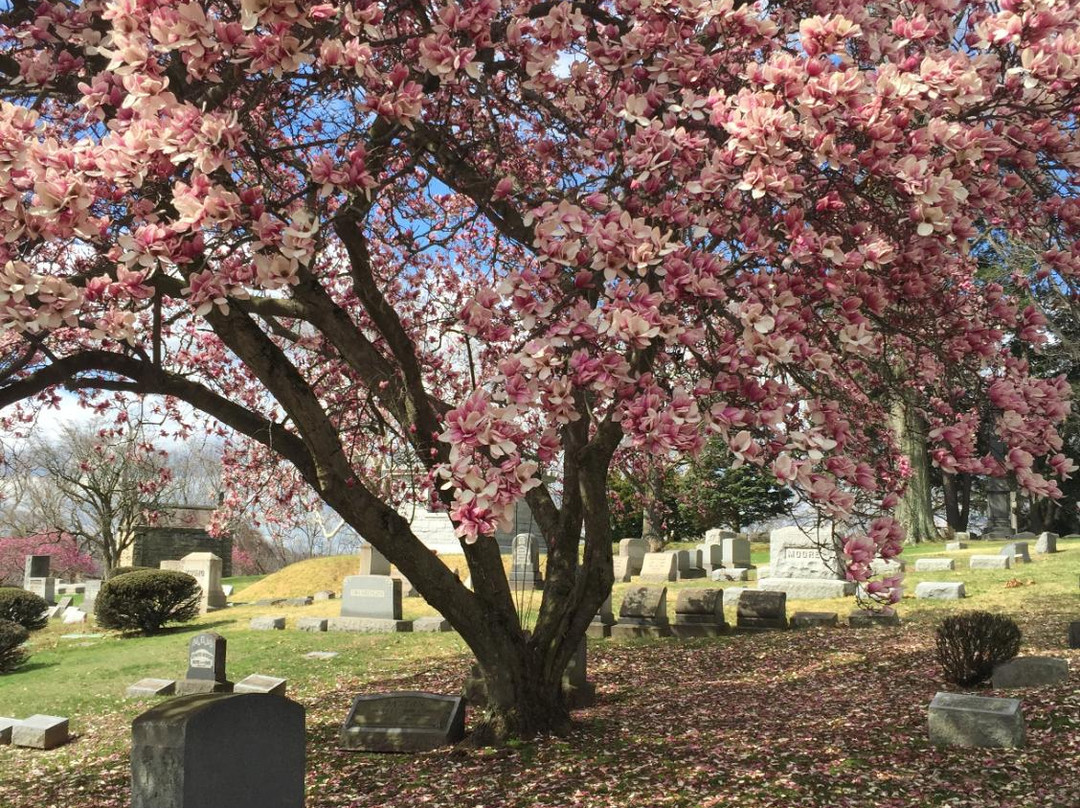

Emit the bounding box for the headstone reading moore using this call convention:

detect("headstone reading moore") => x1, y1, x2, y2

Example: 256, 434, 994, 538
131, 693, 305, 808
758, 526, 855, 599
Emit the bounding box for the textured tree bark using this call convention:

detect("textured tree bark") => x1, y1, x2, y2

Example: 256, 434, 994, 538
892, 400, 938, 544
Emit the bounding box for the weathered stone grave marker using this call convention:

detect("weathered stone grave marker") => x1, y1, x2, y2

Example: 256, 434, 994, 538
928, 692, 1024, 748
758, 526, 854, 599
611, 586, 670, 638
339, 692, 465, 753
991, 656, 1069, 689
132, 693, 305, 808
618, 538, 647, 576
736, 590, 787, 632
181, 552, 227, 613
638, 552, 677, 583
176, 632, 232, 695
11, 715, 69, 749
508, 532, 544, 590
672, 588, 727, 637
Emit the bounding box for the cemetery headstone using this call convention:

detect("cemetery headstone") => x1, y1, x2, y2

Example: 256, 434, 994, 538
250, 616, 285, 630
508, 533, 544, 589
914, 558, 956, 572
698, 543, 724, 574
181, 552, 227, 612
612, 556, 632, 583
339, 692, 465, 752
176, 632, 232, 695
611, 586, 670, 638
313, 590, 336, 601
944, 541, 967, 551
991, 656, 1069, 689
126, 678, 177, 699
638, 552, 677, 583
586, 595, 615, 639
721, 536, 752, 569
848, 610, 901, 628
159, 560, 185, 572
562, 638, 596, 707
412, 617, 452, 632
390, 569, 418, 598
234, 674, 288, 696
61, 607, 87, 624
915, 581, 966, 600
297, 617, 328, 632
672, 588, 727, 637
983, 476, 1014, 539
1032, 529, 1058, 557
327, 617, 413, 633
736, 590, 787, 632
927, 692, 1024, 748
677, 549, 706, 580
131, 693, 305, 808
704, 529, 737, 544
758, 526, 854, 599
82, 579, 102, 613
790, 611, 839, 629
0, 717, 16, 744
24, 554, 50, 580
24, 575, 56, 605
618, 538, 648, 575
970, 555, 1010, 570
284, 596, 312, 607
1070, 622, 1080, 650
999, 542, 1031, 563
340, 575, 403, 623
711, 567, 750, 582
358, 543, 391, 576
11, 715, 69, 749
1035, 532, 1058, 554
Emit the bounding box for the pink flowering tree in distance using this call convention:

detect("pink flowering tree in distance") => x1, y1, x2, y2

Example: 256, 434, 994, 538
1, 0, 1078, 739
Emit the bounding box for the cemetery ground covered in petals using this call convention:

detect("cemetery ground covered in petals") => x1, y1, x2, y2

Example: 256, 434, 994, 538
1, 540, 1078, 808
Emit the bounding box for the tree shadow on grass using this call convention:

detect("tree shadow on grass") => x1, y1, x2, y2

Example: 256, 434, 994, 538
110, 620, 235, 639
7, 659, 59, 675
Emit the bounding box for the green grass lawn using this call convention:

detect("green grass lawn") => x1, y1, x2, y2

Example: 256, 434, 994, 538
0, 537, 1077, 807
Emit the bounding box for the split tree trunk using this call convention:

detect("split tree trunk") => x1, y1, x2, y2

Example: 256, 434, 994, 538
891, 399, 938, 544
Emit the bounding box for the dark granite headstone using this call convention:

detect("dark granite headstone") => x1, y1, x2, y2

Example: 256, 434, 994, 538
1070, 621, 1080, 649
339, 691, 465, 752
736, 590, 787, 631
176, 632, 232, 695
24, 555, 50, 580
131, 693, 305, 808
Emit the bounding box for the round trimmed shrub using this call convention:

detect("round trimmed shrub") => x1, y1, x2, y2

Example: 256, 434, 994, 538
106, 565, 153, 579
0, 619, 29, 673
0, 587, 49, 632
95, 570, 201, 635
935, 611, 1022, 686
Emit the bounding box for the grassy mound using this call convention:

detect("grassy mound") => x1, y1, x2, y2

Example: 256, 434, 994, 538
238, 555, 360, 600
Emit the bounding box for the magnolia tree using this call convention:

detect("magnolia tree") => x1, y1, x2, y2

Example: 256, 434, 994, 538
1, 0, 1078, 739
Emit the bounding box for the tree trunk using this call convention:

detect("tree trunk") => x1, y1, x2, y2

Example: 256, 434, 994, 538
641, 464, 665, 552
942, 472, 971, 532
891, 400, 938, 544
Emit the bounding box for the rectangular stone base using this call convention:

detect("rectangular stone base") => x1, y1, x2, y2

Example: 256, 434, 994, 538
0, 717, 17, 745
175, 679, 233, 696
928, 692, 1025, 748
412, 617, 452, 632
611, 623, 670, 639
670, 623, 727, 638
327, 617, 413, 633
12, 715, 69, 749
848, 610, 901, 628
125, 678, 177, 699
758, 578, 855, 599
735, 619, 787, 633
297, 617, 328, 632
585, 623, 612, 639
676, 570, 706, 580
790, 611, 839, 629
